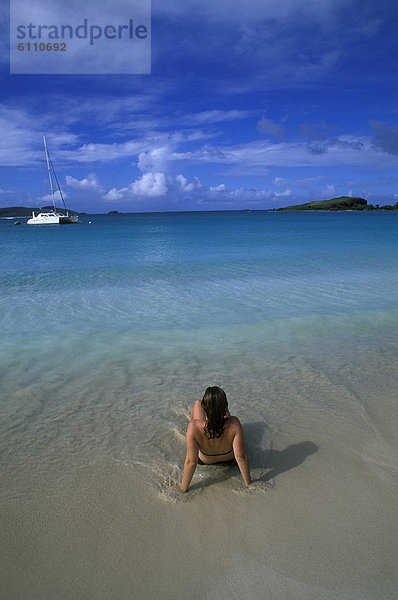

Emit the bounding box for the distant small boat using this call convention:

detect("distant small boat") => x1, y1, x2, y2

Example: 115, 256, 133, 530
27, 136, 78, 225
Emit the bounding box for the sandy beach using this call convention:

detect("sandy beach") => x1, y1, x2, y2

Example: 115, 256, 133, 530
2, 382, 397, 600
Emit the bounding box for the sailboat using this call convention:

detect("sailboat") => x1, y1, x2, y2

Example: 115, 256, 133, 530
27, 135, 78, 225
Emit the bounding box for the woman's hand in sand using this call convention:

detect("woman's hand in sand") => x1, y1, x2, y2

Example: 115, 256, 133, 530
166, 485, 183, 493
167, 484, 186, 493
249, 479, 273, 490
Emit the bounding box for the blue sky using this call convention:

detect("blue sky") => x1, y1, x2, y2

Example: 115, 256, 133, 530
1, 0, 398, 213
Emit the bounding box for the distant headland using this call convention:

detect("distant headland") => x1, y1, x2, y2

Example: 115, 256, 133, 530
1, 198, 398, 218
276, 196, 398, 211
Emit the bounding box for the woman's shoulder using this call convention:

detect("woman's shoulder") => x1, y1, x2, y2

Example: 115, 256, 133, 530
224, 415, 242, 432
187, 418, 205, 436
226, 415, 241, 424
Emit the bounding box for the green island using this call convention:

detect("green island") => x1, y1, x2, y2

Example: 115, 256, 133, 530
277, 196, 398, 211
1, 198, 398, 217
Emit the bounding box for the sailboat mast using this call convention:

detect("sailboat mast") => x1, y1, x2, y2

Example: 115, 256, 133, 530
43, 134, 56, 211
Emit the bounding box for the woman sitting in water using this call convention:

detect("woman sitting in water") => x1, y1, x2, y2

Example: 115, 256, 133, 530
180, 386, 251, 492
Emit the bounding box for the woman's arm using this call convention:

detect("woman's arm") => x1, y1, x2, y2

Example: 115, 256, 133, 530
180, 422, 199, 493
232, 420, 251, 487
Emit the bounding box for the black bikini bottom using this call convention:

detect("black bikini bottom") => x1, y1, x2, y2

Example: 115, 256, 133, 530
198, 457, 237, 466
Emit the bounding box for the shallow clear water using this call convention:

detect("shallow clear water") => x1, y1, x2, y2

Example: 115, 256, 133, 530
1, 211, 398, 496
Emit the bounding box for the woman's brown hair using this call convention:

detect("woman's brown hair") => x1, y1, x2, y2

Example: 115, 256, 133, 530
201, 386, 228, 438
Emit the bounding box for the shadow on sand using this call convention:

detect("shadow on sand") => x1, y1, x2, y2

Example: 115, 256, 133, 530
244, 422, 318, 483
266, 441, 319, 481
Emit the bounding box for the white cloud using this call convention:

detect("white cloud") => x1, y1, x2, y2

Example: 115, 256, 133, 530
274, 177, 286, 186
175, 174, 189, 191
103, 186, 130, 202
40, 190, 67, 204
0, 106, 43, 167
104, 172, 203, 202
274, 188, 292, 197
210, 184, 226, 192
181, 109, 250, 126
175, 174, 201, 192
60, 140, 145, 163
131, 172, 168, 197
137, 147, 170, 173
172, 136, 398, 172
200, 184, 294, 207
65, 173, 101, 190
104, 173, 168, 200
0, 103, 83, 167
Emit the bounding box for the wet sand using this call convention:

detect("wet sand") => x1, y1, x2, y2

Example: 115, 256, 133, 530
2, 405, 397, 600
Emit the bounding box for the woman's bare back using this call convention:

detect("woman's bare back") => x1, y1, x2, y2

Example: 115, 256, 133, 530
190, 416, 237, 463
180, 394, 251, 491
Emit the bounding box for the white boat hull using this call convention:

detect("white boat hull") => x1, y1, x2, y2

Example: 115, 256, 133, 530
27, 212, 78, 225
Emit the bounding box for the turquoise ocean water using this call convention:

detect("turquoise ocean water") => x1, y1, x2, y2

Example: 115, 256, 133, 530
1, 211, 397, 496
